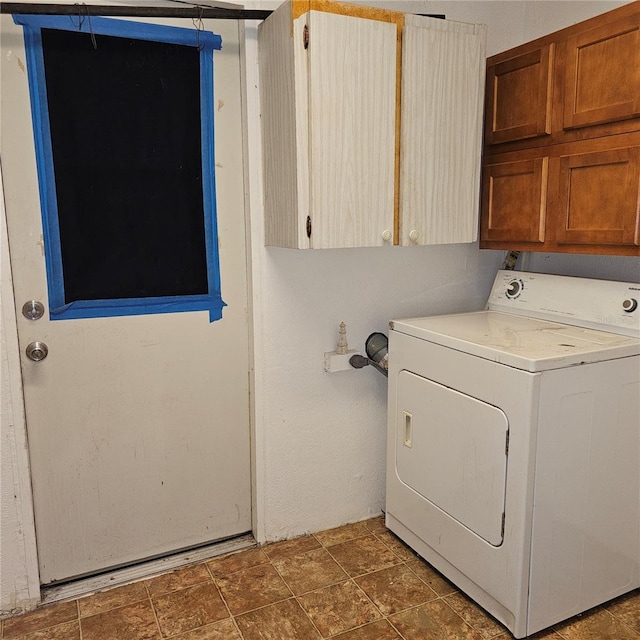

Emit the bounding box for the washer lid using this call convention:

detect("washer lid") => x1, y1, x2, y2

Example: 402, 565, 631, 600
390, 311, 640, 372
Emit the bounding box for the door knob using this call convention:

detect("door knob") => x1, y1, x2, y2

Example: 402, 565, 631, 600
26, 341, 48, 362
22, 300, 45, 321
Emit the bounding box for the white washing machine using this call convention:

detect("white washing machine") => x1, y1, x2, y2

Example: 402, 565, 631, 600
386, 270, 640, 639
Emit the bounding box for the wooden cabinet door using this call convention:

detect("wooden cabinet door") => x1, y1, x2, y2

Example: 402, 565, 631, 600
485, 44, 554, 145
480, 157, 548, 243
563, 16, 640, 131
555, 146, 640, 246
306, 10, 397, 248
400, 15, 486, 245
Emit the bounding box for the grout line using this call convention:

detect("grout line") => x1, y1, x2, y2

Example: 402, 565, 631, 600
143, 581, 164, 640
75, 599, 83, 640
228, 612, 246, 640
202, 563, 235, 621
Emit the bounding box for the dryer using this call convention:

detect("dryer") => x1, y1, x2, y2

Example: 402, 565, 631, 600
386, 270, 640, 638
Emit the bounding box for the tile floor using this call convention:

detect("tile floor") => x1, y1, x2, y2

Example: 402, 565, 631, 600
1, 517, 639, 640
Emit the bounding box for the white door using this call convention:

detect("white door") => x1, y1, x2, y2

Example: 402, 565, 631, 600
1, 15, 252, 584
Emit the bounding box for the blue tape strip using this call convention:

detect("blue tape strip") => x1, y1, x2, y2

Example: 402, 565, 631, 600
13, 15, 222, 50
50, 294, 225, 321
14, 15, 225, 323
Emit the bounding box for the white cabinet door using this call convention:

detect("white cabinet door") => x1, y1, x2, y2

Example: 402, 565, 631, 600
259, 3, 397, 249
400, 15, 487, 245
307, 10, 396, 248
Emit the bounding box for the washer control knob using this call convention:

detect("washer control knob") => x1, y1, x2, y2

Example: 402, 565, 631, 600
506, 279, 522, 298
622, 298, 638, 313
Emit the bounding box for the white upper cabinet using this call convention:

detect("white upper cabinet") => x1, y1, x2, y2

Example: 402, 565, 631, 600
400, 15, 487, 246
259, 1, 486, 249
259, 2, 398, 248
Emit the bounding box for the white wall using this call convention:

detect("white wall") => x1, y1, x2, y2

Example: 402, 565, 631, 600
1, 0, 637, 615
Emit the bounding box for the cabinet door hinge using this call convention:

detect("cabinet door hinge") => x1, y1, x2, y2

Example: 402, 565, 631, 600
306, 215, 312, 238
303, 24, 309, 49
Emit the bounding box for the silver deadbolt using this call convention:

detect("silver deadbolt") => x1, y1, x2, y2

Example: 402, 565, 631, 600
26, 341, 48, 362
22, 300, 45, 321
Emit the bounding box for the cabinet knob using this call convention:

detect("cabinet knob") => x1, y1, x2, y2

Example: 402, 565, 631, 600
381, 229, 392, 242
409, 230, 419, 242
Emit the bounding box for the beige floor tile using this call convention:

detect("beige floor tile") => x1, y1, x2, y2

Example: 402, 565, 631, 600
363, 516, 388, 536
274, 548, 348, 595
167, 617, 241, 639
444, 592, 507, 639
151, 581, 228, 637
3, 601, 78, 638
6, 620, 80, 640
171, 618, 242, 640
331, 619, 402, 640
374, 530, 418, 562
78, 581, 148, 617
263, 535, 321, 561
355, 564, 438, 616
297, 579, 382, 637
206, 547, 269, 578
389, 600, 484, 640
328, 535, 400, 578
491, 631, 561, 639
216, 563, 292, 615
145, 563, 211, 597
313, 521, 372, 547
555, 607, 640, 640
80, 600, 160, 640
235, 598, 321, 640
406, 559, 458, 596
604, 589, 640, 632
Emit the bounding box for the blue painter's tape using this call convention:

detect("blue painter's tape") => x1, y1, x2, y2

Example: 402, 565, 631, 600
13, 15, 222, 50
49, 294, 226, 321
14, 15, 225, 323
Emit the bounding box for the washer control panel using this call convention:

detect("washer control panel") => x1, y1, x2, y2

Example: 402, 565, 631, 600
488, 270, 640, 337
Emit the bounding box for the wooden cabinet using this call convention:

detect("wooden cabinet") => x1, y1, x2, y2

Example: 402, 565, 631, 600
482, 134, 640, 254
480, 2, 640, 256
563, 15, 640, 132
485, 44, 554, 145
481, 156, 548, 244
259, 1, 486, 248
555, 143, 640, 247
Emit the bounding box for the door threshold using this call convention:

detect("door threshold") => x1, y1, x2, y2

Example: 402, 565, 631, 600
40, 533, 256, 604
